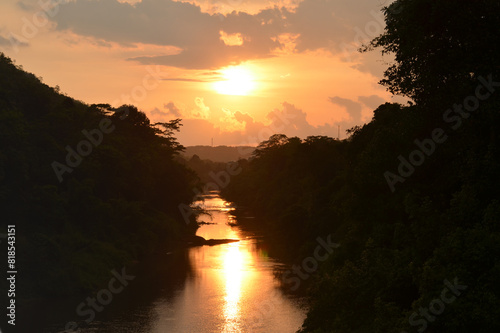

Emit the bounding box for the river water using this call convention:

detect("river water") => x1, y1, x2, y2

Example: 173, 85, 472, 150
39, 192, 306, 332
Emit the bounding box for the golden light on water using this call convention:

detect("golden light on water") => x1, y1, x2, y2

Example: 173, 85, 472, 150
222, 242, 244, 332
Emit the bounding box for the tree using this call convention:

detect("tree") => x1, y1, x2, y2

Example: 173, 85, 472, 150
370, 0, 500, 107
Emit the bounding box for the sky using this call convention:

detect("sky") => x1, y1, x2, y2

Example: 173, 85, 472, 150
0, 0, 405, 146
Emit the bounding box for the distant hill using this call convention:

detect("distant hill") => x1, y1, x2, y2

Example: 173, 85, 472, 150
183, 145, 254, 162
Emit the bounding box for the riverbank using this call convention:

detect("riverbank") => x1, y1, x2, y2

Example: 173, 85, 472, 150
22, 193, 307, 332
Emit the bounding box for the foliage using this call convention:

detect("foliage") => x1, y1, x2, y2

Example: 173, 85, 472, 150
223, 1, 500, 332
178, 154, 228, 185
0, 54, 198, 298
370, 0, 500, 108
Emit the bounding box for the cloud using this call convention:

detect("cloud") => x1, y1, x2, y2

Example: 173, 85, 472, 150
358, 94, 385, 110
329, 96, 362, 123
161, 70, 224, 82
153, 97, 375, 145
127, 7, 287, 69
0, 33, 29, 50
50, 0, 391, 70
162, 78, 206, 82
219, 108, 246, 131
0, 35, 11, 46
150, 98, 222, 124
151, 101, 183, 118
55, 0, 215, 47
219, 31, 244, 46
164, 101, 182, 117
192, 97, 210, 119
234, 110, 253, 124
150, 107, 165, 117
328, 96, 376, 136
227, 102, 344, 143
52, 0, 286, 69
284, 0, 388, 55
173, 101, 344, 146
16, 0, 37, 12
181, 0, 300, 14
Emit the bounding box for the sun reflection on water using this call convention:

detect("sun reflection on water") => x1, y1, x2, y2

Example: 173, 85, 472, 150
222, 242, 245, 332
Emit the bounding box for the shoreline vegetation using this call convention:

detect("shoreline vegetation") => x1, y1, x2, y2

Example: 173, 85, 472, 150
183, 235, 239, 247
2, 0, 500, 332
0, 53, 200, 302
220, 1, 500, 332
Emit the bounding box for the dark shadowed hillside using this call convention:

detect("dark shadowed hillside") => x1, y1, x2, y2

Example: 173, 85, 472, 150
183, 145, 254, 163
0, 53, 198, 301
222, 0, 500, 332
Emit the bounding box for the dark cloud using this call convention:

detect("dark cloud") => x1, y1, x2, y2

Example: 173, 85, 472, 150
164, 101, 182, 117
328, 96, 373, 136
358, 94, 385, 109
329, 96, 362, 123
285, 0, 388, 53
150, 107, 167, 117
16, 0, 36, 12
0, 35, 11, 46
0, 33, 29, 50
151, 101, 182, 117
126, 7, 286, 69
234, 111, 254, 124
51, 0, 391, 71
350, 48, 392, 77
55, 0, 217, 47
53, 0, 285, 69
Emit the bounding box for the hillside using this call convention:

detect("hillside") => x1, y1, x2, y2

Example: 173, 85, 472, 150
0, 53, 198, 300
183, 145, 254, 163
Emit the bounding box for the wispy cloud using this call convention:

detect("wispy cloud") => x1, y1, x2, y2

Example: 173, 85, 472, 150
162, 78, 207, 82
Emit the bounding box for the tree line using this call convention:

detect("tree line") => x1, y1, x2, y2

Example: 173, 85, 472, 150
0, 53, 199, 299
222, 0, 500, 332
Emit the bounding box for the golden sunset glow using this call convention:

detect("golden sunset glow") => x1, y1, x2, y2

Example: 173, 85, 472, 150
0, 0, 397, 147
8, 0, 495, 331
214, 66, 256, 96
222, 242, 244, 332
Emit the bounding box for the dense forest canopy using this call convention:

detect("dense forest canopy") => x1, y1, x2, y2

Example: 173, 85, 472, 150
1, 0, 500, 331
0, 53, 199, 298
222, 0, 500, 332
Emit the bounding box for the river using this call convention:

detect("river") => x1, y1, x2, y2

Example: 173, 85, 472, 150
37, 192, 306, 332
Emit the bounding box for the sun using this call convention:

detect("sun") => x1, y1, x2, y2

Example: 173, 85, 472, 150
214, 66, 256, 96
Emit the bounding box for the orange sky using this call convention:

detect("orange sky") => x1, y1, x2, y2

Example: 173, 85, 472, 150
0, 0, 405, 146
